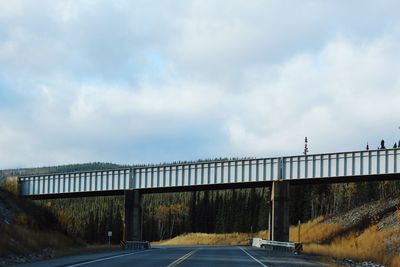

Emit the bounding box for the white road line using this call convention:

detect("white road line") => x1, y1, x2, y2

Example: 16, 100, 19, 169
66, 250, 150, 267
238, 246, 269, 267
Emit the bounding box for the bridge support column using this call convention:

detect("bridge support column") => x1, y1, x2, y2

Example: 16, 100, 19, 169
268, 181, 290, 242
124, 190, 143, 241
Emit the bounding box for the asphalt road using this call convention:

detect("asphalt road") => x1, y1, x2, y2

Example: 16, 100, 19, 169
16, 246, 327, 267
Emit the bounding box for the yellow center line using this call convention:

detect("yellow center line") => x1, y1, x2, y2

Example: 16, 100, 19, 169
167, 249, 198, 267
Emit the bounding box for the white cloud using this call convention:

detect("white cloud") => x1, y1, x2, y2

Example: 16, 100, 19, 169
1, 1, 400, 168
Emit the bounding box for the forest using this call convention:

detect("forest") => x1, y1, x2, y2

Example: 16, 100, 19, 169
3, 162, 400, 244
37, 180, 400, 244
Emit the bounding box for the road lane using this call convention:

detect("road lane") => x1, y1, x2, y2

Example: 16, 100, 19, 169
244, 247, 325, 267
177, 246, 266, 267
14, 245, 327, 267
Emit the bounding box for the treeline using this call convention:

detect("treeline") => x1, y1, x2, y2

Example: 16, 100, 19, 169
37, 196, 125, 244
143, 188, 270, 241
0, 162, 121, 180
34, 180, 400, 243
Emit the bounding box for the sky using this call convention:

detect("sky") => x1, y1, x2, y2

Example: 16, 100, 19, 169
1, 0, 400, 169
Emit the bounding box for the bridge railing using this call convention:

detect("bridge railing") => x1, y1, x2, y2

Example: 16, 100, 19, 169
17, 148, 400, 196
282, 149, 399, 180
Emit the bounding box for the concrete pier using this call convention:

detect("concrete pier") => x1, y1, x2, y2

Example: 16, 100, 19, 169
124, 190, 143, 241
268, 181, 290, 242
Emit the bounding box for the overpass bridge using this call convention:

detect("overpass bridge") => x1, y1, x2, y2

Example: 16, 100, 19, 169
17, 148, 400, 242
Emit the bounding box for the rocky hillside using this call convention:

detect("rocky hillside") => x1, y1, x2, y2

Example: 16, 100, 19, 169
0, 184, 83, 266
303, 197, 400, 266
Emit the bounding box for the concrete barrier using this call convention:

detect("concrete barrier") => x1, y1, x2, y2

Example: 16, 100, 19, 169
251, 238, 302, 252
123, 241, 151, 250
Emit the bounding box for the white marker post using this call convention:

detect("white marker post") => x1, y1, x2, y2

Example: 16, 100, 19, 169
108, 231, 112, 247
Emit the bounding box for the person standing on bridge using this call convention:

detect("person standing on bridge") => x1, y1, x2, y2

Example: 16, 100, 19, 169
394, 143, 398, 149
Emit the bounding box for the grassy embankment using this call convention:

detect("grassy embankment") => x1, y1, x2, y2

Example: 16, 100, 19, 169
0, 177, 84, 262
154, 215, 400, 266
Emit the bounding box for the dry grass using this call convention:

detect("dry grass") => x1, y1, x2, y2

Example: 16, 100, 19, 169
0, 224, 80, 257
392, 255, 400, 267
289, 216, 343, 243
304, 225, 400, 266
152, 232, 254, 246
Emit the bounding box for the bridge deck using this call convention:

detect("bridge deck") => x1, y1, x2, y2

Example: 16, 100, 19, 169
18, 148, 400, 196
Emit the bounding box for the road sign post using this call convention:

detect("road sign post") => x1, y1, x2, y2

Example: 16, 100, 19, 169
108, 231, 112, 247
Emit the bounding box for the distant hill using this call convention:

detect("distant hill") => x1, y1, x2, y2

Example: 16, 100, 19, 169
0, 162, 123, 181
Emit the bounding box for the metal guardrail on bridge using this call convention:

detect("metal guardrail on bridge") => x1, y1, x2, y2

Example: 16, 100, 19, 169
18, 148, 400, 196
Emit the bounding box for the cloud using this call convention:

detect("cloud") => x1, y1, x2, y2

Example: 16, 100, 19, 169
1, 1, 400, 168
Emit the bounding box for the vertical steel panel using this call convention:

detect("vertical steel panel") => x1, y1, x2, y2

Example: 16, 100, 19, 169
95, 172, 99, 191
151, 168, 155, 188
47, 176, 51, 194
187, 165, 191, 186
168, 166, 172, 186
198, 164, 203, 185
139, 169, 144, 189
176, 166, 181, 186
165, 166, 170, 187
222, 162, 228, 183
293, 157, 299, 179
335, 154, 340, 177
281, 158, 286, 179
319, 155, 324, 178
41, 176, 45, 194
117, 170, 121, 189
263, 159, 267, 180
110, 171, 114, 190
192, 165, 196, 185
385, 150, 389, 174
227, 161, 232, 182
57, 175, 60, 194
270, 159, 274, 180
233, 161, 238, 182
242, 160, 247, 182
343, 153, 347, 176
251, 160, 257, 182
304, 156, 308, 178
100, 172, 105, 190
173, 166, 178, 186
360, 152, 364, 175
327, 154, 331, 177
105, 172, 109, 191
31, 177, 35, 195
236, 161, 242, 182
312, 156, 316, 178
157, 167, 164, 187
255, 160, 260, 181
156, 167, 160, 187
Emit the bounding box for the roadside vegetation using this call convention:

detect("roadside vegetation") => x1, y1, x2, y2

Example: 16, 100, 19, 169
0, 177, 83, 265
